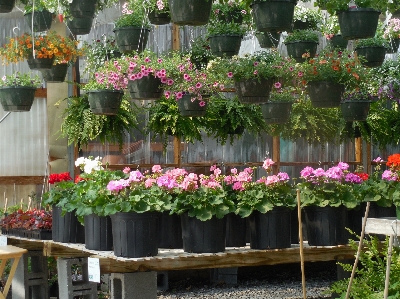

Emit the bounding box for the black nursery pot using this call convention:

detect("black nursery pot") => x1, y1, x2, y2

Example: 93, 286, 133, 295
52, 205, 85, 243
226, 213, 247, 247
84, 214, 113, 251
158, 212, 183, 249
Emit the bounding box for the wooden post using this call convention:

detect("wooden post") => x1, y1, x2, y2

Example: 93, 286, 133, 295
273, 136, 280, 174
355, 137, 361, 164
172, 24, 180, 51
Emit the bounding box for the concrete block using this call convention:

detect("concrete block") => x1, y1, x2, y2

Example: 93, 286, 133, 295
110, 272, 157, 299
57, 257, 97, 299
210, 267, 238, 285
12, 250, 49, 299
157, 271, 168, 291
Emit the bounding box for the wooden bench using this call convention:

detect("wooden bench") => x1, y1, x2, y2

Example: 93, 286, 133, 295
0, 245, 27, 299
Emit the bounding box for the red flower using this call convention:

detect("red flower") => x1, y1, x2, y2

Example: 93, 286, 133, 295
387, 154, 400, 170
355, 172, 369, 181
48, 172, 72, 184
75, 175, 84, 183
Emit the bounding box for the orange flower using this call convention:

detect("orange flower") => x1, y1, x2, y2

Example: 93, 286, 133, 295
332, 66, 339, 71
352, 72, 359, 80
35, 41, 40, 46
387, 154, 400, 170
319, 59, 328, 64
27, 43, 32, 48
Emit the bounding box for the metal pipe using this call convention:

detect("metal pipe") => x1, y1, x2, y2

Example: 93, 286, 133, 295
0, 112, 11, 124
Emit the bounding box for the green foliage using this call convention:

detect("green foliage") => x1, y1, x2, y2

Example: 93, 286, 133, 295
60, 94, 141, 150
355, 36, 390, 49
114, 1, 150, 28
293, 6, 323, 31
42, 181, 76, 207
284, 29, 320, 43
315, 0, 387, 15
184, 36, 215, 70
0, 72, 41, 87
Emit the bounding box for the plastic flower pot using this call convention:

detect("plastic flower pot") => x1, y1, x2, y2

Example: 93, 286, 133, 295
260, 101, 293, 124
148, 10, 171, 25
24, 9, 53, 32
27, 55, 55, 70
84, 214, 113, 251
113, 26, 150, 54
256, 32, 281, 48
87, 90, 124, 115
168, 0, 213, 26
285, 41, 318, 63
127, 76, 162, 100
0, 0, 15, 13
177, 94, 208, 117
337, 8, 380, 40
67, 17, 94, 35
208, 34, 242, 58
52, 205, 85, 243
158, 211, 183, 249
235, 77, 274, 104
355, 46, 387, 68
226, 213, 246, 247
252, 0, 296, 33
40, 63, 69, 83
307, 81, 344, 108
69, 0, 97, 18
328, 34, 348, 50
340, 100, 371, 122
387, 38, 400, 54
0, 86, 36, 112
292, 20, 312, 31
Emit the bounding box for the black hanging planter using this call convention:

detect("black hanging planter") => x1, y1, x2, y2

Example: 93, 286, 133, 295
292, 20, 312, 31
248, 207, 292, 249
40, 63, 68, 83
307, 81, 344, 108
177, 94, 208, 117
52, 205, 85, 243
340, 101, 371, 122
225, 213, 247, 247
256, 32, 281, 48
355, 46, 387, 68
260, 101, 293, 124
84, 214, 113, 251
181, 213, 226, 253
24, 9, 53, 32
113, 26, 150, 54
27, 55, 55, 70
168, 0, 213, 26
128, 76, 162, 100
158, 212, 183, 249
235, 77, 274, 104
285, 41, 318, 63
67, 17, 94, 35
303, 205, 349, 246
208, 34, 242, 58
328, 34, 348, 50
148, 10, 171, 25
0, 0, 15, 13
337, 8, 380, 40
252, 0, 296, 33
87, 90, 124, 115
387, 38, 400, 54
110, 212, 159, 258
69, 0, 97, 18
0, 86, 36, 112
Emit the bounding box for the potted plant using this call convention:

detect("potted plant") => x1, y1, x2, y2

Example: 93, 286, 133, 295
340, 88, 374, 122
59, 94, 141, 150
113, 1, 151, 53
204, 95, 266, 144
292, 6, 323, 31
297, 162, 367, 246
235, 159, 296, 249
0, 0, 17, 13
384, 18, 400, 54
214, 0, 249, 24
23, 1, 54, 32
283, 29, 319, 63
0, 72, 41, 112
168, 0, 213, 26
82, 60, 128, 115
260, 86, 295, 124
145, 0, 171, 25
255, 31, 281, 49
321, 15, 348, 50
184, 36, 215, 70
355, 36, 388, 68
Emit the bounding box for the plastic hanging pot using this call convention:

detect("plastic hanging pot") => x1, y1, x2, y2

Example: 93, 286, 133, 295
337, 8, 380, 40
40, 63, 68, 83
251, 0, 296, 33
0, 86, 36, 112
0, 0, 15, 13
235, 77, 274, 104
69, 0, 97, 18
67, 17, 94, 35
256, 32, 281, 48
307, 80, 344, 108
355, 46, 386, 68
113, 26, 150, 54
128, 76, 162, 100
177, 94, 208, 117
84, 214, 113, 251
148, 10, 171, 25
24, 9, 53, 32
292, 20, 312, 31
328, 34, 348, 50
87, 89, 124, 115
285, 40, 318, 63
260, 101, 293, 124
27, 55, 55, 70
387, 38, 400, 54
208, 34, 242, 58
340, 100, 371, 122
168, 0, 213, 26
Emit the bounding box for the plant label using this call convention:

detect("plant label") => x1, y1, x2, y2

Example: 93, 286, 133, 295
0, 236, 7, 246
88, 257, 100, 283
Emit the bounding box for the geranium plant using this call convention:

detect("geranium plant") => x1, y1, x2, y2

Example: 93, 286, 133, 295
42, 172, 75, 207
0, 72, 41, 87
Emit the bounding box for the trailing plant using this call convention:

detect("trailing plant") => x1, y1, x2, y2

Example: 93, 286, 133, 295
269, 85, 297, 102
384, 18, 400, 40
293, 6, 323, 31
321, 15, 341, 39
207, 2, 250, 36
82, 60, 127, 91
59, 94, 141, 150
114, 1, 150, 29
342, 88, 376, 102
0, 72, 41, 87
283, 29, 319, 43
23, 0, 50, 13
315, 0, 387, 15
355, 36, 389, 49
184, 36, 215, 70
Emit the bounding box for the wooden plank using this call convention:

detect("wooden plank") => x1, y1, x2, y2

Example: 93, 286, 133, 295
34, 88, 47, 98
365, 217, 400, 236
6, 237, 44, 250
355, 137, 361, 163
43, 242, 91, 258
0, 176, 45, 185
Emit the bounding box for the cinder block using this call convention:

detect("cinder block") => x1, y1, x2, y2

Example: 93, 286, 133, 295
57, 257, 97, 299
157, 271, 168, 291
110, 272, 157, 299
12, 250, 49, 299
210, 267, 238, 285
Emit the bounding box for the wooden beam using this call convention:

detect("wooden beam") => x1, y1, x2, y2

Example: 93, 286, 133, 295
0, 176, 45, 185
43, 242, 91, 258
355, 137, 362, 163
7, 237, 44, 251
173, 137, 181, 167
273, 136, 280, 174
34, 88, 47, 98
172, 24, 180, 51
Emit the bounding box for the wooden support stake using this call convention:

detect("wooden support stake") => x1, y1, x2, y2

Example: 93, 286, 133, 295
20, 199, 23, 210
27, 197, 32, 211
273, 136, 280, 174
297, 189, 306, 299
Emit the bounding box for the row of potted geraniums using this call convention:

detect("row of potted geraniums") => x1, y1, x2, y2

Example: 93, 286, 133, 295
0, 72, 41, 112
283, 29, 319, 63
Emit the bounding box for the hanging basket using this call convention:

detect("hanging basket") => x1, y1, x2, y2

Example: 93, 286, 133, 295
307, 80, 344, 108
40, 63, 68, 83
128, 76, 162, 100
341, 100, 371, 122
87, 90, 124, 115
260, 101, 293, 124
168, 0, 213, 26
355, 46, 386, 68
256, 32, 281, 48
148, 10, 171, 25
27, 55, 55, 70
113, 26, 150, 54
235, 77, 274, 104
208, 34, 242, 58
0, 86, 36, 112
337, 8, 380, 40
252, 0, 296, 33
387, 38, 400, 54
328, 34, 348, 50
292, 20, 312, 31
0, 0, 15, 13
24, 9, 53, 32
67, 17, 93, 35
69, 0, 97, 18
285, 41, 318, 63
177, 94, 208, 117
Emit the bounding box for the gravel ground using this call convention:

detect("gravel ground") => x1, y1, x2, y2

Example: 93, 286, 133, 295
158, 262, 338, 299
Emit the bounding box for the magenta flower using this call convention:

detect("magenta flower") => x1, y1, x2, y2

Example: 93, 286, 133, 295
199, 101, 206, 107
300, 166, 314, 178
152, 165, 162, 173
274, 82, 282, 89
195, 82, 202, 89
227, 72, 233, 78
263, 158, 275, 170
123, 167, 131, 174
298, 71, 303, 77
